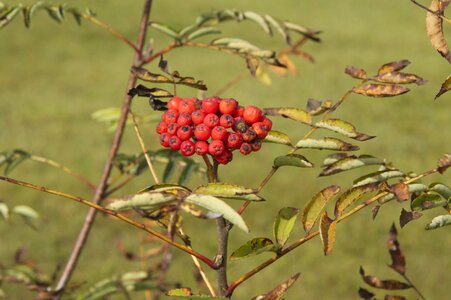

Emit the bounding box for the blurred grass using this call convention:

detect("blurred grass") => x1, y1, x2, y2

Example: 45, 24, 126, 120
0, 0, 450, 299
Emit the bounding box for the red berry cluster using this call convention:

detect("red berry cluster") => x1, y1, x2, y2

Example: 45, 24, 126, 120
156, 96, 272, 164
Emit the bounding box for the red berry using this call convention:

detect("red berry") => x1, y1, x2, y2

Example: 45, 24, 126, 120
167, 123, 180, 136
240, 143, 252, 155
194, 124, 211, 141
211, 126, 228, 141
252, 122, 269, 139
177, 112, 192, 126
195, 141, 209, 155
250, 139, 262, 151
177, 125, 193, 141
193, 98, 202, 110
226, 133, 243, 149
261, 117, 272, 132
234, 106, 245, 118
159, 133, 170, 147
178, 99, 195, 113
169, 136, 182, 150
242, 128, 257, 142
156, 121, 168, 134
162, 109, 179, 124
219, 114, 234, 128
180, 140, 195, 156
219, 98, 238, 115
168, 96, 182, 110
202, 97, 220, 114
232, 117, 247, 133
243, 106, 263, 124
209, 140, 225, 156
215, 148, 233, 165
191, 110, 206, 125
203, 113, 219, 128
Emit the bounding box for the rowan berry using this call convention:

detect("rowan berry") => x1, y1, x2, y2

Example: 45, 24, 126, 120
180, 140, 195, 156
195, 141, 209, 155
261, 117, 272, 132
219, 114, 234, 128
211, 126, 228, 141
242, 128, 257, 142
226, 133, 243, 149
215, 148, 233, 165
202, 97, 220, 114
233, 117, 247, 133
178, 98, 195, 113
252, 122, 269, 139
169, 136, 182, 150
219, 98, 238, 115
203, 113, 219, 128
240, 143, 252, 155
156, 121, 168, 134
243, 106, 263, 124
177, 125, 193, 141
162, 109, 178, 124
177, 112, 192, 126
168, 96, 182, 110
209, 140, 225, 156
234, 106, 245, 118
167, 123, 180, 136
250, 139, 262, 151
159, 133, 170, 147
194, 124, 211, 141
191, 110, 206, 125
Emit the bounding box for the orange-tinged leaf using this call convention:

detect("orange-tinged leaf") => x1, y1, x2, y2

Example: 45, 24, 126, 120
345, 65, 367, 79
389, 182, 410, 202
319, 211, 337, 256
278, 53, 298, 75
426, 0, 451, 63
378, 59, 411, 75
387, 224, 406, 275
302, 185, 340, 233
359, 267, 411, 290
435, 74, 451, 99
352, 84, 410, 97
252, 273, 301, 300
373, 72, 426, 86
334, 183, 378, 217
256, 66, 272, 85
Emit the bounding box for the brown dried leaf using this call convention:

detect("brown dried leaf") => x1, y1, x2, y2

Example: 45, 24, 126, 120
345, 65, 367, 79
373, 72, 427, 86
378, 60, 411, 75
426, 0, 451, 63
387, 224, 406, 275
390, 182, 410, 202
399, 208, 423, 228
358, 288, 376, 300
437, 153, 451, 173
372, 205, 381, 220
319, 212, 337, 256
384, 295, 407, 300
253, 273, 301, 300
435, 74, 451, 99
352, 84, 410, 97
246, 55, 260, 75
359, 267, 411, 290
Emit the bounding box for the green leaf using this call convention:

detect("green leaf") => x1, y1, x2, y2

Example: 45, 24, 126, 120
22, 1, 44, 28
273, 207, 299, 247
264, 14, 289, 43
131, 66, 172, 83
379, 183, 429, 204
137, 183, 191, 194
319, 212, 337, 256
149, 22, 180, 41
320, 155, 384, 177
166, 287, 227, 299
186, 26, 221, 41
12, 205, 39, 228
0, 201, 9, 220
243, 11, 272, 35
411, 192, 448, 211
302, 185, 341, 233
185, 194, 249, 232
45, 6, 64, 23
263, 130, 293, 146
429, 182, 451, 200
283, 21, 321, 41
263, 107, 312, 124
194, 183, 262, 201
295, 137, 359, 151
211, 37, 260, 51
274, 154, 314, 168
425, 215, 451, 230
315, 119, 374, 141
334, 183, 378, 217
107, 192, 177, 211
353, 169, 405, 187
0, 5, 22, 29
230, 237, 276, 260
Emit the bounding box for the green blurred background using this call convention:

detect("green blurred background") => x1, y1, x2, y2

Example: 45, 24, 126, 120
0, 0, 450, 299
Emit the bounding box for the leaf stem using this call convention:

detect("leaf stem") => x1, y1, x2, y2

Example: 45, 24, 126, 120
401, 273, 427, 300
410, 0, 451, 24
0, 175, 217, 269
225, 168, 437, 297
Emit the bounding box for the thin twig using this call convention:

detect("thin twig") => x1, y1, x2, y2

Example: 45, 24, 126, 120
130, 110, 160, 184
54, 1, 155, 297
410, 0, 451, 24
225, 168, 438, 296
0, 175, 217, 269
140, 42, 179, 66
29, 155, 96, 191
401, 273, 427, 300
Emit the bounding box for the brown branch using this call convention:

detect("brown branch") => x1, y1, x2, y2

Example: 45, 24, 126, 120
53, 1, 155, 297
